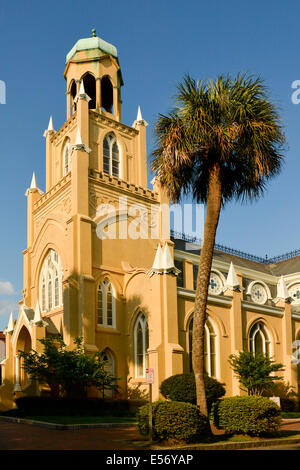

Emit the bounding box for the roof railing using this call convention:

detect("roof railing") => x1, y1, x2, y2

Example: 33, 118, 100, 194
170, 230, 300, 265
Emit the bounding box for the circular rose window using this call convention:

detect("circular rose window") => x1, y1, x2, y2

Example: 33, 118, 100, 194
250, 283, 268, 305
288, 283, 300, 304
208, 272, 223, 295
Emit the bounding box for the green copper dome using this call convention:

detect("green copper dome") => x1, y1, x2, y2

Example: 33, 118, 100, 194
66, 31, 118, 63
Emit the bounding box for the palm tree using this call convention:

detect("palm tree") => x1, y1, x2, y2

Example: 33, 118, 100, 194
152, 74, 285, 417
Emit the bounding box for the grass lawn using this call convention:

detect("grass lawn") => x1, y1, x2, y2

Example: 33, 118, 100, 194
0, 414, 137, 425
215, 430, 300, 443
281, 412, 300, 419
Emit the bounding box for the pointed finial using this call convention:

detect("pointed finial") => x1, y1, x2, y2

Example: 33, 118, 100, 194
162, 243, 175, 271
225, 262, 241, 291
6, 312, 14, 334
137, 105, 143, 121
152, 243, 163, 272
30, 172, 37, 189
48, 115, 54, 131
132, 105, 148, 128
25, 172, 43, 196
275, 276, 291, 303
149, 242, 180, 277
74, 80, 91, 103
43, 115, 55, 137
33, 300, 42, 323
76, 127, 82, 145
71, 127, 91, 154
79, 80, 86, 96
91, 28, 96, 37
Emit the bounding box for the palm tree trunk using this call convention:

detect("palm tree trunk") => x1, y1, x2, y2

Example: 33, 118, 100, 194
192, 163, 222, 418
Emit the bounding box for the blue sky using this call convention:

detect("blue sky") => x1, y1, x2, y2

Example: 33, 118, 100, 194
0, 0, 300, 329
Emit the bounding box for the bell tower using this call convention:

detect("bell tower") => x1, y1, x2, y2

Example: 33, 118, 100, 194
64, 29, 123, 121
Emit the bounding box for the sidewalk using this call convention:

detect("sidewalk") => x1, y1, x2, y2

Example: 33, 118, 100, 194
0, 419, 146, 450
0, 416, 300, 450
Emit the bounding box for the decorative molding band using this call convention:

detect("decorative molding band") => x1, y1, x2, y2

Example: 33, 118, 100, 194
174, 249, 279, 285
177, 288, 232, 307
242, 300, 284, 316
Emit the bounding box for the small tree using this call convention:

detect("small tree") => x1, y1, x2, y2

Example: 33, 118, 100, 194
18, 335, 119, 399
228, 351, 284, 396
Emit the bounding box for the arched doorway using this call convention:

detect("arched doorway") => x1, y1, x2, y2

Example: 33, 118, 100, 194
16, 326, 32, 388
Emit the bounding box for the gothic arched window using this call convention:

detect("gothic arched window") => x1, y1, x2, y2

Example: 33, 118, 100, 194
97, 279, 116, 328
249, 322, 271, 356
103, 134, 120, 178
100, 348, 115, 398
134, 313, 149, 377
62, 138, 71, 176
189, 317, 217, 377
39, 250, 63, 313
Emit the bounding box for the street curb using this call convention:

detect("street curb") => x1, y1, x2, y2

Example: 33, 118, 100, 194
0, 415, 137, 430
153, 437, 300, 451
282, 418, 300, 424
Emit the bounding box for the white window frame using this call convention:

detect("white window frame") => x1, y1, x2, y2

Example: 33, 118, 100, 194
134, 313, 149, 378
39, 249, 63, 313
249, 322, 271, 357
97, 279, 116, 328
103, 134, 120, 178
62, 138, 71, 176
189, 317, 217, 378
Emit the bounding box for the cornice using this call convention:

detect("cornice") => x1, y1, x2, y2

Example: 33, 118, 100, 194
242, 300, 284, 316
174, 249, 279, 285
177, 287, 232, 307
90, 110, 138, 136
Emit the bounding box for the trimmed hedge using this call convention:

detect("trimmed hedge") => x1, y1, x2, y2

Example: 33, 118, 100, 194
137, 401, 209, 443
13, 396, 145, 417
211, 396, 281, 436
280, 398, 299, 412
160, 373, 225, 409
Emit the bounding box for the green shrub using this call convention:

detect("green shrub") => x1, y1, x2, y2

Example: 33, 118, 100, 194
137, 400, 209, 443
280, 398, 298, 412
211, 396, 281, 436
160, 373, 225, 409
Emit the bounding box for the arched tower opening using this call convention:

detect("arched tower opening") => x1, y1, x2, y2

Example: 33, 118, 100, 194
70, 80, 77, 114
101, 76, 113, 113
82, 73, 96, 109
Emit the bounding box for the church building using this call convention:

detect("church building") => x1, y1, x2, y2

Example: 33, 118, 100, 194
1, 31, 300, 408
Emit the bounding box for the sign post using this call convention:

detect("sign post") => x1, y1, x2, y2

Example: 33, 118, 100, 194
146, 368, 154, 443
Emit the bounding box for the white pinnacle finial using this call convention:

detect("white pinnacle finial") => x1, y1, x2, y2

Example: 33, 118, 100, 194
162, 243, 175, 271
71, 127, 91, 154
132, 105, 148, 128
137, 105, 143, 121
152, 243, 163, 271
43, 115, 55, 137
75, 127, 83, 145
33, 300, 42, 323
25, 172, 44, 196
79, 80, 85, 95
225, 262, 240, 291
74, 80, 91, 103
276, 276, 290, 302
6, 312, 14, 334
48, 115, 54, 131
30, 172, 37, 189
